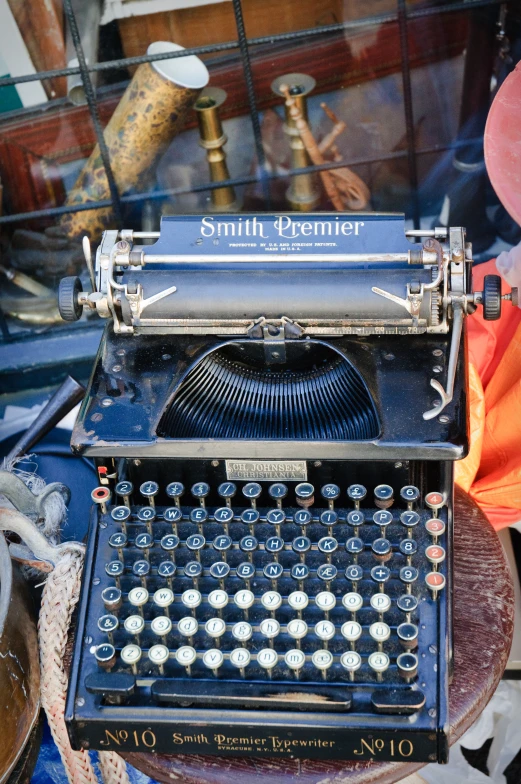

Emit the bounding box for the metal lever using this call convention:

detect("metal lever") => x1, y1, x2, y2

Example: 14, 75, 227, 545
372, 285, 423, 326
423, 305, 464, 421
140, 285, 177, 313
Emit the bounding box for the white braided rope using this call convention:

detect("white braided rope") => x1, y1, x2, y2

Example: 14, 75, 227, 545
39, 546, 131, 784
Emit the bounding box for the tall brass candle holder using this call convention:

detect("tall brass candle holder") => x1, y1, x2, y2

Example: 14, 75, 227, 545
194, 87, 237, 212
271, 73, 320, 211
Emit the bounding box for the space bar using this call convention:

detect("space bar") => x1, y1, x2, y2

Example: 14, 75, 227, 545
151, 680, 352, 712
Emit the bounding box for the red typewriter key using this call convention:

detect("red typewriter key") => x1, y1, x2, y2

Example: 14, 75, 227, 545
425, 571, 446, 597
425, 518, 446, 539
425, 491, 445, 512
425, 544, 446, 566
91, 486, 111, 514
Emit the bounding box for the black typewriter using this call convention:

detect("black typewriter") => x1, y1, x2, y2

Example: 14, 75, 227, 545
60, 213, 515, 763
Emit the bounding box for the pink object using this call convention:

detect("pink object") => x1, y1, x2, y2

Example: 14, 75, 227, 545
485, 62, 521, 226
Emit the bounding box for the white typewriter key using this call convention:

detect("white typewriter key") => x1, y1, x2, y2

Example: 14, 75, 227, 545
341, 621, 362, 646
368, 651, 390, 681
315, 591, 336, 614
287, 618, 308, 641
203, 648, 224, 676
208, 589, 229, 610
342, 592, 363, 613
182, 589, 202, 611
261, 591, 282, 612
312, 649, 334, 679
128, 587, 149, 616
178, 616, 198, 638
285, 648, 306, 677
259, 618, 280, 645
257, 647, 278, 677
369, 621, 391, 651
288, 590, 309, 612
121, 643, 142, 674
232, 621, 253, 643
230, 647, 251, 677
124, 614, 145, 640
148, 644, 169, 674
153, 588, 174, 612
315, 619, 336, 643
340, 650, 362, 680
370, 593, 391, 614
151, 616, 172, 637
176, 645, 197, 675
234, 589, 255, 610
205, 617, 226, 641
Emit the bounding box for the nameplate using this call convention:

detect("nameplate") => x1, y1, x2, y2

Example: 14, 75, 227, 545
225, 460, 307, 481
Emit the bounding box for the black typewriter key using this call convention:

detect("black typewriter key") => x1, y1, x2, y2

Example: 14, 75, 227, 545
291, 563, 309, 584
218, 481, 237, 508
101, 586, 122, 612
399, 538, 418, 557
373, 509, 393, 536
397, 594, 418, 614
242, 482, 262, 509
400, 510, 420, 535
214, 507, 234, 526
140, 481, 159, 508
164, 507, 182, 531
345, 564, 364, 586
160, 533, 180, 554
295, 482, 314, 508
397, 652, 419, 682
292, 536, 311, 560
399, 565, 419, 587
111, 506, 131, 534
371, 564, 391, 587
397, 622, 419, 649
372, 537, 392, 562
158, 561, 176, 585
264, 561, 284, 587
109, 531, 128, 561
268, 483, 288, 509
210, 561, 230, 588
317, 563, 338, 585
400, 485, 420, 508
265, 535, 284, 558
92, 486, 111, 515
239, 536, 258, 563
186, 533, 206, 561
135, 532, 153, 559
237, 561, 255, 586
97, 614, 119, 645
318, 536, 338, 567
133, 560, 150, 587
137, 506, 155, 534
105, 560, 124, 588
121, 643, 142, 674
374, 484, 394, 509
266, 508, 285, 535
321, 483, 340, 510
241, 508, 260, 531
191, 482, 210, 508
346, 536, 364, 555
166, 481, 184, 508
319, 510, 338, 534
425, 491, 445, 515
190, 507, 208, 528
294, 509, 312, 529
185, 561, 203, 581
425, 517, 446, 540
347, 509, 365, 533
347, 484, 367, 508
213, 534, 232, 562
95, 643, 116, 670
115, 480, 133, 507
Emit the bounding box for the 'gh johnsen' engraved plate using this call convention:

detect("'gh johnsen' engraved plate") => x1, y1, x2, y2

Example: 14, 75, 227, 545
225, 460, 307, 481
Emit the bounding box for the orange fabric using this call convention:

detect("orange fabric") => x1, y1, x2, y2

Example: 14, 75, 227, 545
454, 259, 521, 529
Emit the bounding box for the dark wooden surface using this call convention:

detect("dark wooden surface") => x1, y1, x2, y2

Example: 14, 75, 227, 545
125, 488, 515, 784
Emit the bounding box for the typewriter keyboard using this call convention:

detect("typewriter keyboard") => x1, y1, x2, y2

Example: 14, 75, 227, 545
83, 479, 448, 714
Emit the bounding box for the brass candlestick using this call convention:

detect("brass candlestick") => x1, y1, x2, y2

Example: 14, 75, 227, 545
194, 87, 237, 212
271, 73, 320, 211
